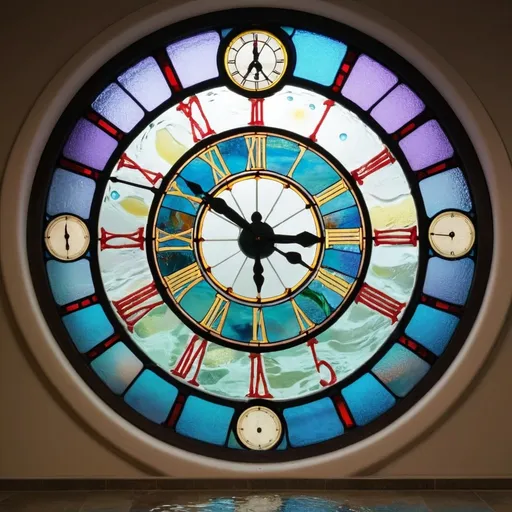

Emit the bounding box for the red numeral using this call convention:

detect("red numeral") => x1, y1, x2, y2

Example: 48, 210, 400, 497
171, 334, 208, 387
307, 338, 337, 387
100, 227, 144, 251
177, 95, 215, 142
246, 353, 273, 399
117, 153, 164, 186
112, 282, 163, 333
355, 283, 406, 324
309, 99, 335, 142
248, 98, 264, 126
373, 226, 418, 247
351, 147, 396, 185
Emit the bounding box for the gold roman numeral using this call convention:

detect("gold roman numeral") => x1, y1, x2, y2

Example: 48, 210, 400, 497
314, 180, 348, 206
245, 134, 267, 170
201, 294, 230, 334
252, 308, 268, 343
325, 228, 363, 249
156, 228, 193, 252
287, 144, 307, 177
165, 262, 203, 302
316, 268, 351, 297
198, 146, 231, 184
291, 299, 315, 333
167, 181, 202, 205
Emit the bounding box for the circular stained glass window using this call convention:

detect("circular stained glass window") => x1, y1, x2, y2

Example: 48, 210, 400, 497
29, 8, 492, 461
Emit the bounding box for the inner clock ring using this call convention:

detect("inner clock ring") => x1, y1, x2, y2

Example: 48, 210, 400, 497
193, 170, 325, 306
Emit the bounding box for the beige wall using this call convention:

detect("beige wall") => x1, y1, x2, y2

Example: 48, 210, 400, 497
0, 0, 510, 478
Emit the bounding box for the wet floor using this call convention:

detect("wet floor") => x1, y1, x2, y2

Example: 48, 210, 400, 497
0, 490, 511, 511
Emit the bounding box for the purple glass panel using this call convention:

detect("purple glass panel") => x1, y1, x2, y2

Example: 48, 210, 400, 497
370, 84, 425, 133
341, 55, 398, 110
92, 83, 144, 132
62, 119, 117, 170
167, 31, 220, 88
118, 57, 172, 111
399, 120, 454, 171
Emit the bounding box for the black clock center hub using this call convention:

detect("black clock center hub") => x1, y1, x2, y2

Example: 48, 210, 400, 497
238, 211, 275, 259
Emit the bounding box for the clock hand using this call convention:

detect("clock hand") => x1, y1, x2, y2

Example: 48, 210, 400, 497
274, 247, 313, 271
180, 177, 251, 230
252, 33, 259, 61
253, 251, 264, 296
271, 231, 323, 247
430, 232, 456, 238
64, 222, 70, 252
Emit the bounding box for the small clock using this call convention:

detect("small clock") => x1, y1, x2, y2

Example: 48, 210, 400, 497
44, 215, 90, 261
429, 211, 475, 259
224, 30, 288, 92
236, 406, 282, 450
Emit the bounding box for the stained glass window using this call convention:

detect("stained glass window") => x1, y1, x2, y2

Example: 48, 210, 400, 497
29, 9, 492, 461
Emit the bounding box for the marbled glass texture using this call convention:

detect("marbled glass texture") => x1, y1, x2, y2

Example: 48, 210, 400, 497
47, 259, 94, 306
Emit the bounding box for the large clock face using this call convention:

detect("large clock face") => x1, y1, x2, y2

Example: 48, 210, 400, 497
29, 10, 492, 461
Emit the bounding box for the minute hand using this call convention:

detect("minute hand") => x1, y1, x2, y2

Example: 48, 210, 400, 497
270, 231, 323, 247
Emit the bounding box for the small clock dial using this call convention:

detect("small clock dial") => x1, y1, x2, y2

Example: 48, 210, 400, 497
225, 30, 288, 92
237, 406, 282, 450
429, 211, 475, 259
44, 215, 90, 261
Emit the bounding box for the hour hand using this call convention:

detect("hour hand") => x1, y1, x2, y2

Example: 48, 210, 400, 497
274, 247, 313, 271
271, 231, 323, 247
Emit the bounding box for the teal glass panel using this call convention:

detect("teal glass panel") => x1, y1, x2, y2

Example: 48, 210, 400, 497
227, 430, 243, 449
217, 137, 249, 174
156, 207, 195, 237
156, 244, 195, 278
405, 305, 459, 356
322, 249, 361, 278
312, 270, 349, 308
342, 373, 395, 425
47, 259, 94, 306
265, 136, 301, 175
321, 197, 359, 220
162, 184, 199, 217
277, 436, 287, 450
222, 302, 253, 342
124, 370, 177, 423
176, 396, 234, 445
424, 257, 474, 306
62, 305, 114, 353
372, 344, 430, 397
419, 168, 472, 217
290, 151, 339, 195
281, 26, 294, 36
46, 169, 95, 218
180, 158, 216, 193
180, 281, 217, 322
265, 301, 301, 342
295, 282, 333, 325
221, 28, 233, 38
91, 342, 143, 395
292, 30, 347, 86
284, 397, 343, 447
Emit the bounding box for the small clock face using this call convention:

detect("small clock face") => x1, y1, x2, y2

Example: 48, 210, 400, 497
225, 30, 288, 91
429, 211, 475, 259
237, 406, 282, 450
44, 215, 90, 261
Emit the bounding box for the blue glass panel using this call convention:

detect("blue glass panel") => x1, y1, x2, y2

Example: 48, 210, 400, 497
161, 183, 200, 217
295, 282, 332, 325
313, 270, 350, 308
284, 397, 343, 447
321, 197, 359, 220
176, 396, 234, 445
179, 281, 216, 322
424, 257, 474, 306
180, 158, 216, 193
46, 169, 95, 218
322, 249, 361, 278
221, 28, 233, 38
91, 343, 143, 395
227, 430, 243, 449
405, 305, 459, 356
342, 373, 396, 426
124, 370, 177, 423
281, 26, 294, 36
419, 168, 473, 217
156, 248, 195, 278
265, 301, 301, 343
217, 137, 249, 174
156, 207, 195, 237
291, 151, 339, 195
62, 305, 114, 353
292, 31, 347, 86
92, 83, 144, 132
372, 344, 430, 397
265, 136, 301, 175
47, 259, 94, 306
222, 302, 253, 343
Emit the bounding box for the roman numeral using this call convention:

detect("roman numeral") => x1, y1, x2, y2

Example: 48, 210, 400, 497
167, 180, 203, 206
307, 338, 337, 387
165, 262, 203, 302
350, 147, 396, 185
291, 299, 314, 333
117, 153, 163, 186
314, 180, 348, 207
309, 99, 335, 142
246, 353, 273, 399
200, 294, 230, 334
112, 282, 163, 333
155, 228, 193, 252
355, 283, 406, 324
248, 98, 265, 126
325, 228, 363, 249
176, 95, 215, 143
316, 268, 351, 297
198, 146, 231, 184
373, 226, 418, 246
287, 144, 307, 177
99, 227, 144, 251
252, 308, 268, 343
245, 134, 267, 170
171, 335, 208, 387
